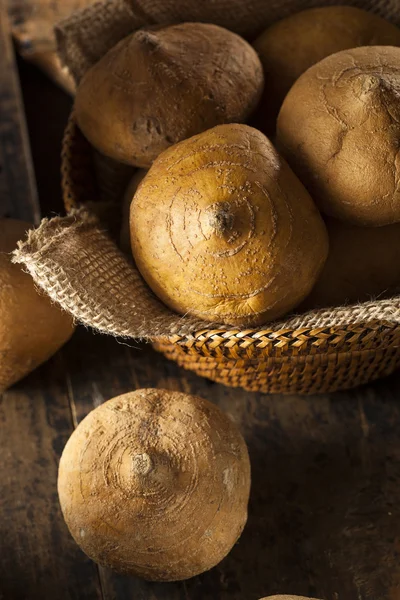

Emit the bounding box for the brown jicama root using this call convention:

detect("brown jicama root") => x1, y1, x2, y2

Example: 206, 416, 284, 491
252, 6, 400, 135
0, 219, 74, 391
130, 123, 328, 326
119, 169, 147, 253
301, 218, 400, 310
58, 388, 251, 581
75, 22, 264, 167
277, 46, 400, 226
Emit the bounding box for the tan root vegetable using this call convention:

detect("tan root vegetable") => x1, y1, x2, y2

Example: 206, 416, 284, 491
75, 23, 264, 167
253, 6, 400, 135
0, 219, 74, 391
276, 46, 400, 226
130, 123, 328, 326
120, 169, 147, 253
58, 388, 250, 581
301, 218, 400, 310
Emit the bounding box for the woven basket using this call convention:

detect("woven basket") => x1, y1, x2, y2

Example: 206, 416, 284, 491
61, 114, 400, 395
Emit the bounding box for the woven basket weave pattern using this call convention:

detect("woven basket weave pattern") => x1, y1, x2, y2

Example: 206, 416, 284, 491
26, 0, 396, 393
164, 323, 400, 359
154, 342, 400, 395
58, 114, 400, 394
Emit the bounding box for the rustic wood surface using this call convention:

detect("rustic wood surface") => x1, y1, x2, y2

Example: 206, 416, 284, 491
0, 0, 39, 223
2, 17, 400, 600
7, 0, 91, 95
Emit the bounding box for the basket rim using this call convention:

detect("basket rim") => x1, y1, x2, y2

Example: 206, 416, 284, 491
60, 111, 400, 356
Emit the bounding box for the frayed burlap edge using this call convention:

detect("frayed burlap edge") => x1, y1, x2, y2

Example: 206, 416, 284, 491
12, 209, 218, 339
12, 209, 400, 341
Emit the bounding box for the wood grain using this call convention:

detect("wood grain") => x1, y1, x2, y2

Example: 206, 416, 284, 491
0, 1, 39, 222
0, 350, 102, 600
63, 329, 400, 600
0, 29, 99, 599
8, 0, 94, 55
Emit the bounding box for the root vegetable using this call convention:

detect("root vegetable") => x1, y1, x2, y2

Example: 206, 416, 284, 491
58, 388, 251, 581
253, 6, 400, 135
301, 218, 400, 310
130, 123, 328, 326
75, 23, 264, 167
0, 219, 74, 391
276, 46, 400, 226
119, 169, 147, 253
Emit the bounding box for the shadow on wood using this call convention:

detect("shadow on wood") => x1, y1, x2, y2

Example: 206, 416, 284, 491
60, 328, 400, 600
0, 349, 102, 600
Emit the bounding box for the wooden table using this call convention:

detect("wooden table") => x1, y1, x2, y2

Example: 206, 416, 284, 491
2, 11, 400, 600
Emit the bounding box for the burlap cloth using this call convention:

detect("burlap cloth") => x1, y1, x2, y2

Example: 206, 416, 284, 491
12, 0, 400, 341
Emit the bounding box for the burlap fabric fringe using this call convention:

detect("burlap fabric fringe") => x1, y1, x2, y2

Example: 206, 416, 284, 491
12, 209, 400, 340
12, 0, 400, 342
